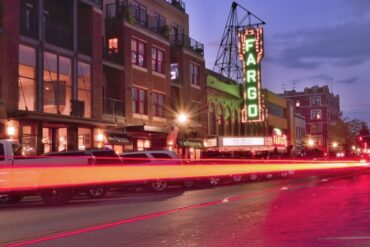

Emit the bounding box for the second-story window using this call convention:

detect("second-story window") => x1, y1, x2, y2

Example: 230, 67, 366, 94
131, 39, 146, 67
190, 63, 200, 86
153, 92, 165, 117
311, 109, 322, 120
132, 87, 147, 114
152, 47, 164, 73
153, 13, 166, 31
108, 38, 118, 54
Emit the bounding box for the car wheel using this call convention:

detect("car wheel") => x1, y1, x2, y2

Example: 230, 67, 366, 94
232, 175, 243, 183
209, 177, 220, 186
0, 194, 24, 204
40, 188, 73, 206
87, 186, 107, 199
280, 171, 289, 178
183, 180, 195, 188
250, 173, 258, 181
151, 180, 167, 191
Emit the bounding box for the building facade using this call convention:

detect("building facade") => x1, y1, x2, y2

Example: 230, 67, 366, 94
281, 85, 341, 153
0, 0, 205, 155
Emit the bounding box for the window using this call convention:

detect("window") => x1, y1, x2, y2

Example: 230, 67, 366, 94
151, 153, 171, 159
311, 109, 322, 120
133, 2, 147, 26
152, 47, 164, 73
78, 62, 92, 118
209, 104, 216, 135
268, 103, 286, 118
137, 139, 150, 151
153, 92, 165, 117
132, 87, 147, 114
310, 96, 321, 106
190, 63, 200, 86
19, 45, 36, 111
43, 53, 72, 115
311, 123, 323, 134
131, 39, 146, 67
153, 13, 166, 31
108, 38, 118, 54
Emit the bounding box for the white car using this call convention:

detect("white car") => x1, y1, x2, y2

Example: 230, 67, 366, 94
120, 150, 193, 191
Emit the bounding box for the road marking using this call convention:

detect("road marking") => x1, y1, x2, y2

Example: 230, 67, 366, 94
322, 236, 370, 240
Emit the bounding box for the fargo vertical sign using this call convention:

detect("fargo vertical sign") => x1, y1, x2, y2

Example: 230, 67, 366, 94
239, 27, 264, 122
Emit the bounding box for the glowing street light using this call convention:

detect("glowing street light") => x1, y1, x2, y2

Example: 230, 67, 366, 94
307, 138, 315, 147
332, 142, 338, 149
177, 112, 188, 125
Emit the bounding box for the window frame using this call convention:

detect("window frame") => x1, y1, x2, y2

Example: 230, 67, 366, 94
152, 92, 165, 117
131, 38, 146, 67
151, 47, 164, 74
190, 62, 200, 86
132, 87, 148, 114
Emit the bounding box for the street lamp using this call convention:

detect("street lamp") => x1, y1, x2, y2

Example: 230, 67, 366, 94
176, 112, 189, 159
307, 138, 315, 147
332, 142, 338, 149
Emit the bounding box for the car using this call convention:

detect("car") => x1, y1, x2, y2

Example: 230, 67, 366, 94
44, 149, 122, 199
120, 150, 192, 191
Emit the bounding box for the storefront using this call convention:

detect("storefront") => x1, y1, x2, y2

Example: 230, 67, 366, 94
4, 110, 117, 155
204, 135, 288, 158
125, 125, 168, 152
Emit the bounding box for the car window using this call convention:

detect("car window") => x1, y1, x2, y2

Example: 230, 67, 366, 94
151, 153, 172, 159
121, 153, 150, 164
90, 150, 121, 164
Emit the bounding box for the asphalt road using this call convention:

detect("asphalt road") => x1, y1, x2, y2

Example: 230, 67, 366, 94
1, 170, 369, 247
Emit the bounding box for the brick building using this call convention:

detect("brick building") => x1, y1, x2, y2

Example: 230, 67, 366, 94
0, 0, 205, 155
281, 85, 341, 153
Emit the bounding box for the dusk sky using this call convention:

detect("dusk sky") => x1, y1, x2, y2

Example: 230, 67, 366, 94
184, 0, 370, 123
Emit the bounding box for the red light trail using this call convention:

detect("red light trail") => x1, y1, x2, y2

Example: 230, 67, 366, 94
0, 159, 368, 192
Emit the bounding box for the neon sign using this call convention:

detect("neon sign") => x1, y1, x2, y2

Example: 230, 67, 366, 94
239, 27, 264, 122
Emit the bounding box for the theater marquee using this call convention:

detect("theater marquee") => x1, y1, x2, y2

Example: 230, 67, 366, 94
238, 27, 264, 123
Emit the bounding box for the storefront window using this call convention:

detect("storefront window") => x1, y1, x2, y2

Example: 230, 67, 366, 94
43, 52, 72, 115
78, 62, 92, 118
21, 124, 37, 155
78, 128, 92, 150
18, 45, 36, 111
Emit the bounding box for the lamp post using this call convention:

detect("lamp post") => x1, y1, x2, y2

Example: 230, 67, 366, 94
176, 112, 188, 158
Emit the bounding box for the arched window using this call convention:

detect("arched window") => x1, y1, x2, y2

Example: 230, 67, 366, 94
217, 105, 224, 136
234, 110, 239, 136
209, 104, 216, 135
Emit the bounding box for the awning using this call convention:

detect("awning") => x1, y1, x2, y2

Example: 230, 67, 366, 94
107, 135, 131, 145
8, 110, 117, 127
178, 140, 204, 148
125, 125, 167, 134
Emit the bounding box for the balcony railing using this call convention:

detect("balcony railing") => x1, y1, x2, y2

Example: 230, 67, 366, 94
166, 0, 186, 12
170, 34, 204, 56
78, 34, 91, 56
103, 98, 124, 116
105, 1, 170, 39
20, 15, 38, 39
103, 45, 123, 64
45, 23, 73, 50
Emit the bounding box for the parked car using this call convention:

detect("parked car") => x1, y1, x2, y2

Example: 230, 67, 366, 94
42, 148, 122, 200
120, 150, 193, 191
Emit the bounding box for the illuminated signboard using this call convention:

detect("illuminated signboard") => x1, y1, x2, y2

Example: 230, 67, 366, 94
238, 27, 264, 123
221, 137, 265, 147
272, 128, 288, 147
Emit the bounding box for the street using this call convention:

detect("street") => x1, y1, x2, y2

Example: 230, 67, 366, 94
1, 170, 369, 247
